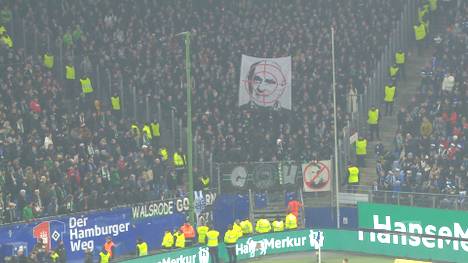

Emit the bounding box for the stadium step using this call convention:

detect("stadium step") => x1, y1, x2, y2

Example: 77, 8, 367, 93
360, 45, 434, 186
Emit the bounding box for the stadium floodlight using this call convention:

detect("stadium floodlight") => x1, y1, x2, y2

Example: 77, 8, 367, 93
331, 26, 340, 229
175, 31, 195, 225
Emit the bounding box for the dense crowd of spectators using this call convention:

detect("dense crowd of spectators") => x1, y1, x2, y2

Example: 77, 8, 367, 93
376, 2, 468, 202
0, 0, 404, 223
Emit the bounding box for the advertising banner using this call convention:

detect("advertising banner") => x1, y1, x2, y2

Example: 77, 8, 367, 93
302, 160, 332, 192
0, 208, 185, 263
122, 229, 324, 263
122, 228, 467, 263
357, 202, 468, 262
130, 191, 217, 225
239, 55, 292, 110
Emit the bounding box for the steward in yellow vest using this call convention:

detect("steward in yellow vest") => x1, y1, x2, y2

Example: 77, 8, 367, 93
389, 64, 399, 79
355, 137, 367, 167
174, 230, 185, 248
44, 53, 54, 69
1, 34, 12, 48
233, 220, 243, 238
136, 238, 148, 256
65, 65, 75, 80
173, 151, 186, 167
111, 96, 121, 110
384, 84, 396, 116
200, 176, 210, 190
197, 224, 209, 244
142, 123, 152, 144
285, 213, 298, 230
255, 218, 271, 233
348, 164, 360, 184
240, 218, 253, 235
224, 225, 238, 263
414, 23, 426, 55
80, 77, 93, 94
206, 228, 220, 262
395, 51, 405, 65
272, 218, 285, 232
151, 121, 160, 137
159, 147, 168, 161
161, 231, 174, 249
130, 123, 140, 137
50, 251, 60, 262
367, 106, 380, 141
99, 249, 110, 263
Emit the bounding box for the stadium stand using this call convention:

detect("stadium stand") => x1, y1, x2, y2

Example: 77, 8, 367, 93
0, 0, 405, 223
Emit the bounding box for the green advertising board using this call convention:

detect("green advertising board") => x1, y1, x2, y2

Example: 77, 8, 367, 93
357, 202, 468, 262
122, 227, 467, 263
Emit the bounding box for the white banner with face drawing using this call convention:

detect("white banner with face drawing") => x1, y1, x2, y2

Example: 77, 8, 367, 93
239, 55, 292, 110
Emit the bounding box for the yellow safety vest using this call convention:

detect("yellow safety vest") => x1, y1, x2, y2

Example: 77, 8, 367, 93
197, 226, 209, 244
151, 122, 160, 137
356, 139, 367, 155
161, 232, 174, 248
395, 52, 405, 64
418, 6, 429, 24
0, 26, 5, 35
206, 230, 219, 247
285, 214, 298, 230
384, 85, 396, 102
131, 124, 140, 137
50, 252, 59, 262
224, 229, 238, 244
99, 252, 110, 263
414, 23, 426, 41
272, 220, 284, 232
159, 148, 168, 161
348, 166, 359, 184
1, 34, 12, 48
201, 177, 210, 188
80, 77, 93, 94
233, 223, 243, 238
137, 242, 148, 256
43, 54, 54, 69
142, 124, 152, 140
65, 65, 75, 80
240, 220, 253, 234
255, 219, 271, 233
429, 0, 437, 11
389, 66, 399, 77
111, 96, 121, 110
175, 233, 185, 248
367, 109, 379, 125
173, 153, 185, 167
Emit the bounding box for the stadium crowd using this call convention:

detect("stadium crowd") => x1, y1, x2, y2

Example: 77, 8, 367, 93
376, 2, 467, 200
0, 0, 404, 223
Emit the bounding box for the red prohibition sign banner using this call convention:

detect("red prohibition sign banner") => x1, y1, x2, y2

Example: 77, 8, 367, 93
303, 161, 331, 192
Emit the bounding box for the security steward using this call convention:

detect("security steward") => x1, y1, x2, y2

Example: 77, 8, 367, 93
347, 163, 360, 193
206, 226, 220, 263
367, 105, 380, 141
99, 248, 111, 263
240, 218, 253, 235
395, 50, 405, 79
384, 82, 396, 116
224, 224, 239, 263
136, 237, 148, 257
50, 250, 60, 262
355, 136, 367, 168
161, 230, 175, 249
180, 221, 196, 246
255, 218, 271, 234
272, 217, 285, 232
174, 230, 186, 249
285, 212, 298, 230
197, 223, 209, 244
233, 219, 243, 239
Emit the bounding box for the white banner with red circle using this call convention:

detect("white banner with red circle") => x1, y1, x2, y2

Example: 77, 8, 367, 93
239, 55, 292, 110
302, 160, 332, 192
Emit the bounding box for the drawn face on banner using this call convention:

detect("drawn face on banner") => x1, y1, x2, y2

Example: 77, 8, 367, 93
246, 60, 288, 107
